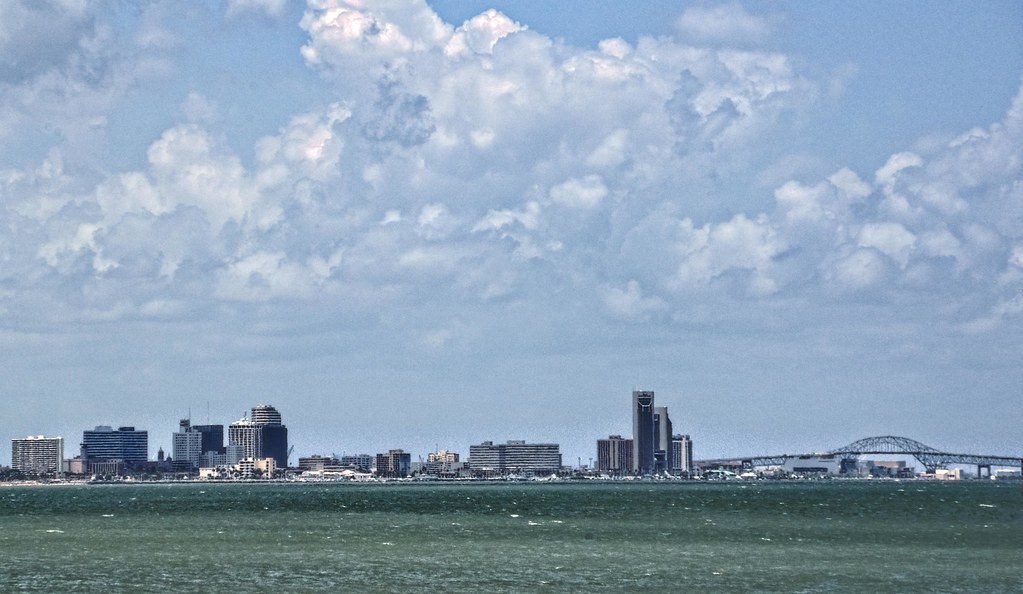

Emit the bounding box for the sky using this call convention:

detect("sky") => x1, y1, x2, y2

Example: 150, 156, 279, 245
1, 0, 1022, 467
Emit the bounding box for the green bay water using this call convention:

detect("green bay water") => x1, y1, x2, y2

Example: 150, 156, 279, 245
1, 481, 1020, 592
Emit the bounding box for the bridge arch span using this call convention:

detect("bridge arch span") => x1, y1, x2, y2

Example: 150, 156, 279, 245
830, 435, 940, 455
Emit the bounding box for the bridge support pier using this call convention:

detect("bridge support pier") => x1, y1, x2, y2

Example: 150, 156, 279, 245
977, 464, 991, 480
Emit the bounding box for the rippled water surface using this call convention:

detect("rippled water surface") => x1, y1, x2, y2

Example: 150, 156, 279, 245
1, 481, 1020, 592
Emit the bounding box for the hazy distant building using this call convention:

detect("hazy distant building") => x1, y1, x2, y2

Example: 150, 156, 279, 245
298, 455, 337, 472
228, 418, 261, 460
190, 424, 225, 454
172, 420, 204, 470
65, 456, 88, 475
653, 406, 673, 473
201, 451, 223, 468
375, 449, 411, 478
228, 405, 289, 469
260, 424, 289, 469
250, 405, 282, 426
339, 454, 374, 472
422, 449, 464, 477
671, 434, 693, 474
236, 457, 276, 478
632, 390, 656, 474
427, 450, 459, 464
227, 444, 245, 464
251, 405, 289, 468
596, 435, 633, 475
82, 426, 148, 463
782, 454, 846, 476
469, 440, 562, 476
11, 435, 64, 476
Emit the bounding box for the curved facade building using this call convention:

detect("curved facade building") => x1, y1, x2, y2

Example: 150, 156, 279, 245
228, 405, 288, 469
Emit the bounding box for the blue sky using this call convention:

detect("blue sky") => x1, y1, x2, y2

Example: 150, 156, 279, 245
1, 0, 1022, 466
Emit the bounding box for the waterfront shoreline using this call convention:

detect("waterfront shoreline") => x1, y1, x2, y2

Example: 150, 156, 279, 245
3, 475, 1018, 488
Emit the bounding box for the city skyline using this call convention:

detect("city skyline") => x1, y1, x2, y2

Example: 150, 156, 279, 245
1, 1, 1022, 467
8, 392, 1020, 475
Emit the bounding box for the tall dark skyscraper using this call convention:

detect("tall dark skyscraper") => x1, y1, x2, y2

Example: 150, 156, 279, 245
632, 390, 655, 474
191, 424, 225, 454
653, 406, 673, 473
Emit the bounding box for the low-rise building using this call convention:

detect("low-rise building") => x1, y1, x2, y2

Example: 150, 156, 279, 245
375, 449, 411, 478
781, 454, 846, 476
341, 454, 373, 471
199, 457, 276, 479
421, 449, 466, 477
469, 440, 562, 476
932, 468, 965, 481
237, 457, 276, 478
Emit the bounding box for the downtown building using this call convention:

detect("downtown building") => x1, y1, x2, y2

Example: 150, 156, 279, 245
228, 404, 289, 469
421, 449, 465, 477
174, 420, 227, 470
11, 435, 64, 476
632, 390, 656, 474
468, 440, 562, 477
375, 449, 412, 478
672, 434, 694, 474
298, 454, 375, 474
596, 435, 633, 475
172, 420, 202, 470
192, 424, 225, 456
339, 454, 374, 472
601, 390, 685, 476
653, 406, 674, 473
81, 426, 148, 467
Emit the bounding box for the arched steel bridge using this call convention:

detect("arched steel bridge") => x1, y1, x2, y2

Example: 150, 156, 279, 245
698, 435, 1023, 473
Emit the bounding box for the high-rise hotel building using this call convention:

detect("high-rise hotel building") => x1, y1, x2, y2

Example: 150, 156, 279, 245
596, 435, 633, 475
632, 390, 656, 474
672, 434, 694, 474
11, 435, 64, 476
228, 404, 289, 469
228, 418, 261, 459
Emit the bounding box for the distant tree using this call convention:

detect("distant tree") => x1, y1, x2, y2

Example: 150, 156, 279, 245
0, 468, 26, 481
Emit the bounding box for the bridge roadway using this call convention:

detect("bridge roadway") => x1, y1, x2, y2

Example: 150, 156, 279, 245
696, 435, 1023, 473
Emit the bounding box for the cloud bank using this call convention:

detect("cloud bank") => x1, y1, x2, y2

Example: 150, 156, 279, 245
1, 0, 1021, 460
